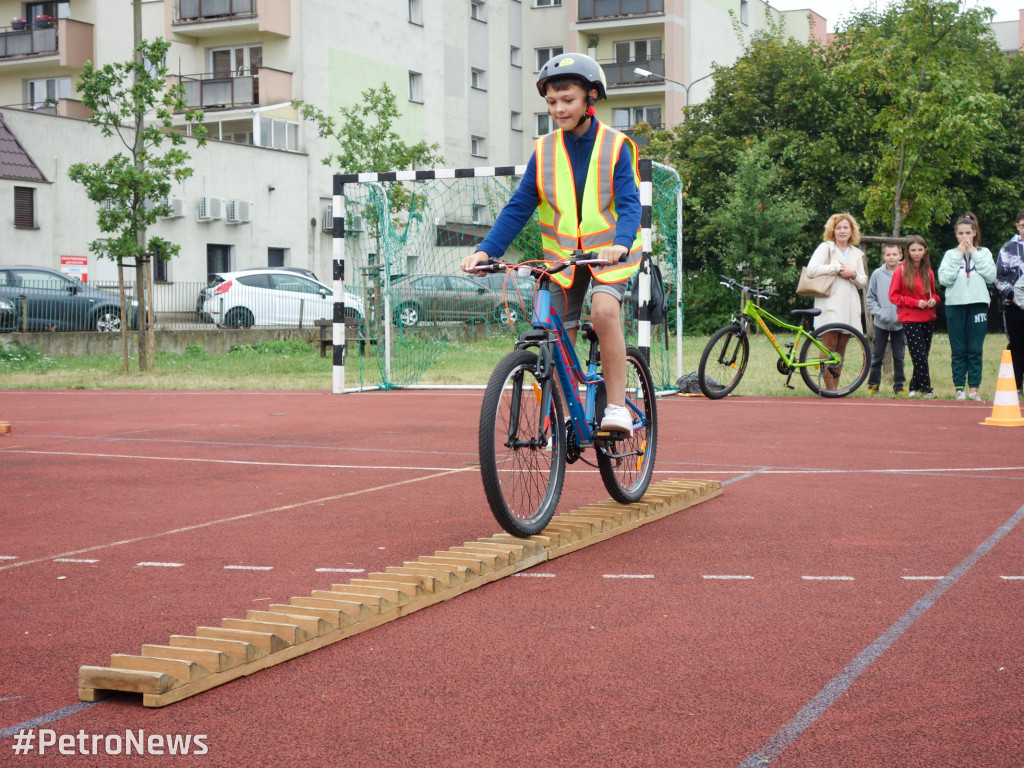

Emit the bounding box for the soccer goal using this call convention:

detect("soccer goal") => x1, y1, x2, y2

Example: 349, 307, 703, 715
327, 160, 683, 394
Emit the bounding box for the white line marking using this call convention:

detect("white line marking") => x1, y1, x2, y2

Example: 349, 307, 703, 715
603, 574, 655, 579
0, 555, 18, 560
902, 576, 944, 581
53, 558, 99, 564
0, 467, 474, 573
802, 575, 855, 581
136, 562, 183, 568
999, 575, 1024, 580
514, 573, 556, 578
224, 565, 273, 571
703, 574, 754, 580
315, 568, 365, 573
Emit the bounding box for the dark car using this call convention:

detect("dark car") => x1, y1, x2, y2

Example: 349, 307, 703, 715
0, 266, 137, 332
389, 273, 525, 327
476, 271, 537, 318
0, 295, 16, 332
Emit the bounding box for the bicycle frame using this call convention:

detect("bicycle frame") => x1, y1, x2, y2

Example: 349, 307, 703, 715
515, 276, 603, 448
737, 299, 840, 368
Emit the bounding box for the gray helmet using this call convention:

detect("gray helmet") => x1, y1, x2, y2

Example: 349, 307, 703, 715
536, 52, 608, 100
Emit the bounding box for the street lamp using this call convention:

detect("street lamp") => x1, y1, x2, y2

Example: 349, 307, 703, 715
633, 67, 714, 112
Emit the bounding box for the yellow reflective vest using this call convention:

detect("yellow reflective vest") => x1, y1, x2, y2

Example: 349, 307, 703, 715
535, 121, 643, 287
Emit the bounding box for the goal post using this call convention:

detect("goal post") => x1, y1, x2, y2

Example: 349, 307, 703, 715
330, 161, 682, 394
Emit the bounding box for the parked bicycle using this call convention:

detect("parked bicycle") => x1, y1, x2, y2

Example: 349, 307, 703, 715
698, 275, 870, 399
473, 252, 658, 537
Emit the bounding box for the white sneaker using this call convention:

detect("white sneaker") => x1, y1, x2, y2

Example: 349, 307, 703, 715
955, 389, 966, 401
600, 404, 633, 434
968, 391, 982, 402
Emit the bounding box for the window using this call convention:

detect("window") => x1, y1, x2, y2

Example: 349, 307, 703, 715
511, 111, 523, 132
535, 46, 563, 71
534, 0, 561, 6
154, 257, 168, 283
211, 44, 262, 78
471, 68, 486, 90
614, 38, 663, 65
268, 247, 286, 268
471, 203, 487, 224
206, 244, 233, 280
408, 0, 423, 24
535, 113, 553, 136
510, 46, 522, 68
26, 76, 71, 110
470, 0, 486, 21
408, 71, 423, 103
470, 135, 487, 157
740, 0, 749, 25
612, 105, 662, 130
256, 116, 300, 151
14, 187, 35, 229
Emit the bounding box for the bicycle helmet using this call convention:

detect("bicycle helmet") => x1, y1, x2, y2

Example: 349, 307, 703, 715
536, 53, 608, 100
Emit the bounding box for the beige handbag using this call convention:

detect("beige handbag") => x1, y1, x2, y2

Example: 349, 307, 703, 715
797, 249, 837, 298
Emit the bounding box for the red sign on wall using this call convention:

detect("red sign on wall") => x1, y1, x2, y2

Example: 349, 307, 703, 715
61, 255, 88, 283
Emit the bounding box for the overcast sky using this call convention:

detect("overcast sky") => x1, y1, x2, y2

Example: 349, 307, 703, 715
769, 0, 1022, 32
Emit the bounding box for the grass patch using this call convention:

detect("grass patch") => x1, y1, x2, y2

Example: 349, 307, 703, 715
0, 331, 1012, 400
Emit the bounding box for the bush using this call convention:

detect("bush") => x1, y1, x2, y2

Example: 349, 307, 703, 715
0, 342, 55, 371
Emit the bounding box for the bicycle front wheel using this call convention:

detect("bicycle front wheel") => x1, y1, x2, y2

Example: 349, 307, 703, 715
799, 322, 870, 397
698, 324, 749, 399
598, 346, 658, 503
479, 349, 566, 537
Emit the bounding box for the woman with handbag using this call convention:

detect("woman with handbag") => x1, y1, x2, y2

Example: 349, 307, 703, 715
805, 213, 868, 389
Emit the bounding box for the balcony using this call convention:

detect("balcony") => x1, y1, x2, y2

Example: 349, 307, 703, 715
11, 98, 91, 118
603, 57, 664, 88
174, 67, 292, 111
170, 0, 290, 38
0, 19, 93, 71
578, 0, 664, 21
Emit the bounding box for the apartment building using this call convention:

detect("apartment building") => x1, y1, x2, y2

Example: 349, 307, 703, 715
0, 0, 827, 292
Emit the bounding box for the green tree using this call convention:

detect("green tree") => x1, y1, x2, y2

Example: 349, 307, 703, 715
703, 140, 813, 288
294, 83, 443, 235
833, 0, 1005, 236
68, 37, 205, 372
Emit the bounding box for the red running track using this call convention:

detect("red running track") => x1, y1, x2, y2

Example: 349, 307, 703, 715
0, 390, 1021, 767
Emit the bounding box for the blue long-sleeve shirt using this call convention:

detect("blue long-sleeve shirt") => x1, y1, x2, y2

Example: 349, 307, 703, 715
476, 119, 641, 258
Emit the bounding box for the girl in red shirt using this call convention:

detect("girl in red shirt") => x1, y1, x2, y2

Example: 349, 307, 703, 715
889, 235, 940, 397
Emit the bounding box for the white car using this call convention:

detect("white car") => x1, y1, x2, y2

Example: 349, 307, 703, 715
199, 268, 364, 328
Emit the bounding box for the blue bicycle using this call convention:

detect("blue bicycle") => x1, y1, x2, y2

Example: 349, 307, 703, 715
474, 252, 658, 537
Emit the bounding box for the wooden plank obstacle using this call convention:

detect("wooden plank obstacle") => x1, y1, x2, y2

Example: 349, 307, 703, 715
79, 478, 721, 707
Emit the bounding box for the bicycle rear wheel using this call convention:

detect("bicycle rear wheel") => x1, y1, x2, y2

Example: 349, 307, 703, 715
597, 346, 657, 504
479, 349, 566, 537
698, 324, 749, 399
799, 322, 870, 397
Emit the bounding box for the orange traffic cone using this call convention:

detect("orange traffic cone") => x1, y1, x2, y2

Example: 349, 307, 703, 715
982, 350, 1024, 427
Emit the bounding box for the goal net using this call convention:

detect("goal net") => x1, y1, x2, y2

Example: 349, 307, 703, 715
329, 160, 682, 394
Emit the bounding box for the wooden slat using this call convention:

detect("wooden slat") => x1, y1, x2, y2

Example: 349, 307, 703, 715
195, 626, 290, 654
372, 571, 440, 594
221, 618, 311, 645
168, 635, 266, 663
267, 603, 351, 629
109, 654, 209, 684
310, 589, 393, 613
247, 610, 333, 636
141, 644, 238, 673
290, 595, 375, 620
79, 667, 177, 695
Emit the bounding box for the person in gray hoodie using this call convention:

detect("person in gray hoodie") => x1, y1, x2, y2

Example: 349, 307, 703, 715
865, 243, 906, 395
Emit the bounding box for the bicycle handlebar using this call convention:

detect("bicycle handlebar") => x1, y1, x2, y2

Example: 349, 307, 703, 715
718, 275, 779, 299
472, 250, 628, 277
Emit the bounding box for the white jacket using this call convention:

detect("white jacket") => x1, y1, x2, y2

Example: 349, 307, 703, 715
806, 241, 867, 330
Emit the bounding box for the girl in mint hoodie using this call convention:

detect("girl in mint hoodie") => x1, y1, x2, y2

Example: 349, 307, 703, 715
938, 212, 996, 401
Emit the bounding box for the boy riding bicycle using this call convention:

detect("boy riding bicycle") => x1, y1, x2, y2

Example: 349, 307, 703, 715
460, 53, 642, 434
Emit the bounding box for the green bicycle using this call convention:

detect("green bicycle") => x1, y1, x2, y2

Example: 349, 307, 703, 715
698, 276, 870, 399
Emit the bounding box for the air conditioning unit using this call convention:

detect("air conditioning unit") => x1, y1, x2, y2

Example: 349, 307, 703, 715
226, 199, 253, 224
165, 195, 186, 218
347, 215, 364, 235
197, 196, 225, 221
322, 206, 334, 233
